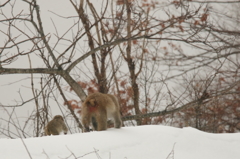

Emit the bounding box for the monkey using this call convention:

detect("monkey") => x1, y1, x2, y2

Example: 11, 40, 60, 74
81, 92, 122, 132
44, 115, 68, 136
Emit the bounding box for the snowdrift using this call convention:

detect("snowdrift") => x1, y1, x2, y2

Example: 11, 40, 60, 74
0, 125, 240, 159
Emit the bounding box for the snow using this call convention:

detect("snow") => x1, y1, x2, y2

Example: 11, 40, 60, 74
0, 125, 240, 159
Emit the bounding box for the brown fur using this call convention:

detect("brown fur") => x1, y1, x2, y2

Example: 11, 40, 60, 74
81, 92, 122, 132
44, 115, 68, 135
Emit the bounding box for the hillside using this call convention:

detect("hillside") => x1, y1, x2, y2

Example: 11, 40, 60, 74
0, 125, 240, 159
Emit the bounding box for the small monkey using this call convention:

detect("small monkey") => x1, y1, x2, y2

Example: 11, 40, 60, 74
81, 92, 122, 132
44, 115, 68, 136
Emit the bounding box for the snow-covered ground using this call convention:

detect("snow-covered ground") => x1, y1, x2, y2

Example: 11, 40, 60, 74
0, 125, 239, 159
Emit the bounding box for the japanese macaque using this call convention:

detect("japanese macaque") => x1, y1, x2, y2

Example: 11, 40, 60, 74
81, 92, 122, 132
44, 115, 68, 135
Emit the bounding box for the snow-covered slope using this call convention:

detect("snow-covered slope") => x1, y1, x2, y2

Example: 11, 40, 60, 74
0, 125, 239, 159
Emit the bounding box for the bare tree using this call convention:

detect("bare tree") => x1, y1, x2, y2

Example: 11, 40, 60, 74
1, 0, 240, 137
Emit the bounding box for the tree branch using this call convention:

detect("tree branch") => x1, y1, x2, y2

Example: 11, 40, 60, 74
122, 79, 240, 121
0, 68, 63, 75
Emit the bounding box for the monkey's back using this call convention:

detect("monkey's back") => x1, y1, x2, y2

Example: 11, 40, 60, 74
85, 92, 119, 108
83, 92, 120, 118
81, 92, 122, 132
45, 117, 68, 135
